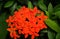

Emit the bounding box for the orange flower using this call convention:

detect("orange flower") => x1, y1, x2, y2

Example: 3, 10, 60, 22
6, 6, 47, 39
7, 28, 20, 39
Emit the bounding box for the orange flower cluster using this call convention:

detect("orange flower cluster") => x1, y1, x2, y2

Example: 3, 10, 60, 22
6, 6, 47, 39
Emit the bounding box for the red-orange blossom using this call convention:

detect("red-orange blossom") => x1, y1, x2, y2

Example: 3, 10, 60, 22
6, 6, 47, 39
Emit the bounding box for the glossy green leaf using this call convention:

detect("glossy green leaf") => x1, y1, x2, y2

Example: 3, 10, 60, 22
45, 19, 60, 33
38, 1, 47, 11
56, 33, 60, 39
48, 3, 53, 13
28, 1, 33, 9
55, 11, 60, 18
0, 13, 8, 39
10, 3, 17, 15
4, 1, 14, 8
41, 29, 47, 33
45, 11, 49, 17
48, 31, 55, 39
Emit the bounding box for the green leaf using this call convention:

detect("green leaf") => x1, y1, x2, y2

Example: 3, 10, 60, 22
0, 13, 8, 39
54, 4, 60, 9
45, 19, 60, 33
41, 29, 47, 33
28, 1, 33, 9
48, 3, 53, 13
54, 4, 60, 12
56, 33, 60, 39
16, 5, 21, 10
38, 1, 47, 11
55, 11, 60, 18
45, 11, 49, 17
4, 1, 14, 8
48, 31, 55, 39
10, 3, 17, 15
